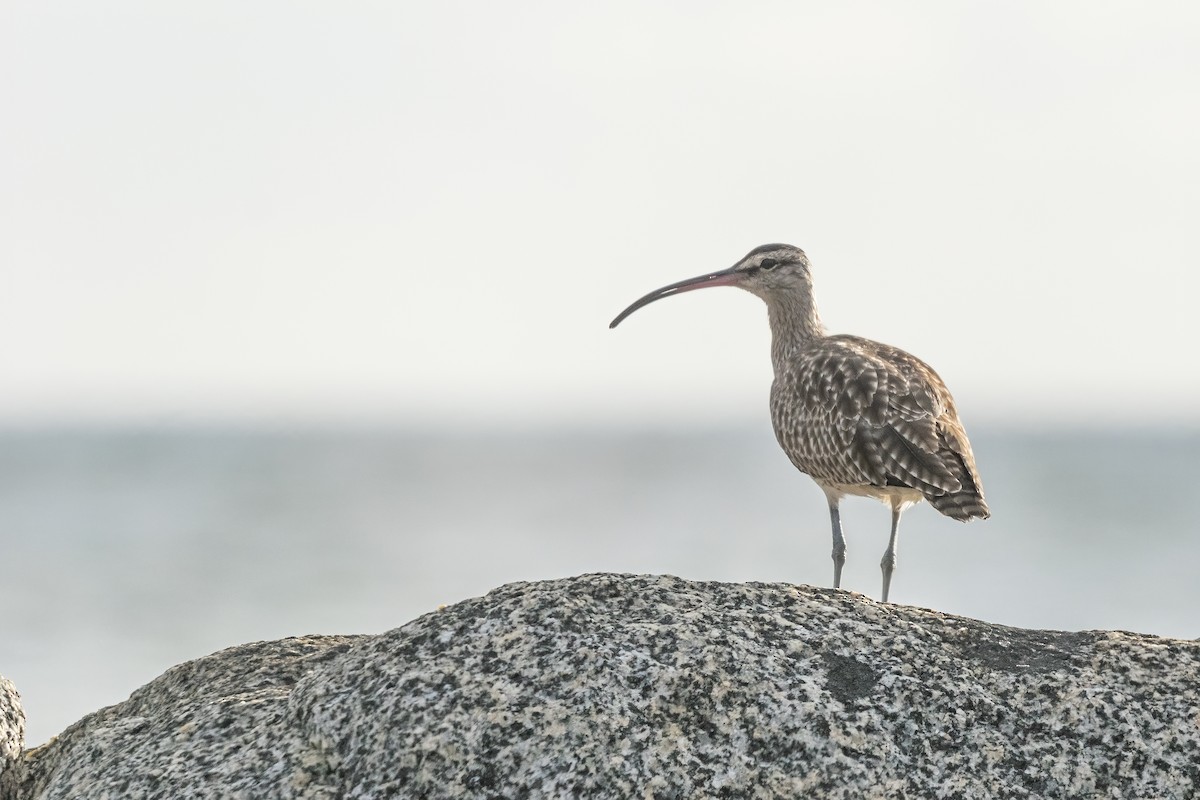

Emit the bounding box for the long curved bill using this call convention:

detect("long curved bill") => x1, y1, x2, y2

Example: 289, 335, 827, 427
609, 266, 744, 328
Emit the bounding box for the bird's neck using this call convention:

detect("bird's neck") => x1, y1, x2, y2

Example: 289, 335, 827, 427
766, 292, 826, 372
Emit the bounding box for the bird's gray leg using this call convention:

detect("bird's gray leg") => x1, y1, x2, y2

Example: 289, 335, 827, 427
880, 501, 903, 603
823, 489, 846, 589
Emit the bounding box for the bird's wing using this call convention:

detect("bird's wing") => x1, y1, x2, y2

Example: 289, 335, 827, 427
780, 336, 968, 495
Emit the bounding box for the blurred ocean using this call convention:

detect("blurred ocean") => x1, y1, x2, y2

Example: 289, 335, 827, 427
1, 424, 1198, 746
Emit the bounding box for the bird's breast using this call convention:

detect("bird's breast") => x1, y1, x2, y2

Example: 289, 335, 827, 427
769, 376, 869, 487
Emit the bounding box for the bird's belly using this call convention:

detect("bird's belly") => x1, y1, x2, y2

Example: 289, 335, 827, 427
816, 480, 925, 507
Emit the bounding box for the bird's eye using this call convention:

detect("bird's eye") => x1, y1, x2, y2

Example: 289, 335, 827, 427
760, 258, 779, 270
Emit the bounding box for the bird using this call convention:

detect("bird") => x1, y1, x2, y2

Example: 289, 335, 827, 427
609, 243, 989, 603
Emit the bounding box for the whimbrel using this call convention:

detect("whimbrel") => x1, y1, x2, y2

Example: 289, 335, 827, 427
610, 243, 989, 602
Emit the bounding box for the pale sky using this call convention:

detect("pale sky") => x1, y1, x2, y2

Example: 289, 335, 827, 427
3, 1, 1198, 427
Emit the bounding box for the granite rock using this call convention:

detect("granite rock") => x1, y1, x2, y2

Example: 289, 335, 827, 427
9, 636, 364, 800
6, 574, 1200, 799
0, 676, 23, 795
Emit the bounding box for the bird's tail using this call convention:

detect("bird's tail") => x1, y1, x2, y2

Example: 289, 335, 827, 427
928, 489, 990, 521
929, 420, 990, 522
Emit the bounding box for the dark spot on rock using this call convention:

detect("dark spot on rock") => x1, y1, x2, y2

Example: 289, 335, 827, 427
948, 620, 1093, 673
821, 652, 878, 704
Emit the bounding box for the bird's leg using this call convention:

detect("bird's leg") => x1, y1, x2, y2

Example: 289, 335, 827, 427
823, 490, 846, 589
880, 501, 903, 603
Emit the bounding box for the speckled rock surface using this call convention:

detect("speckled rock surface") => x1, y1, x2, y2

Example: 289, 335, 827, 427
0, 676, 23, 795
9, 574, 1200, 799
12, 636, 363, 800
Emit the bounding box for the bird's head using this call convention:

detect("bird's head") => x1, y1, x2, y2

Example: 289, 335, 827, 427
609, 243, 812, 328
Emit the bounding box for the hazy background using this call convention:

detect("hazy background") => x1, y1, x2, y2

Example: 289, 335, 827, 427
2, 1, 1198, 746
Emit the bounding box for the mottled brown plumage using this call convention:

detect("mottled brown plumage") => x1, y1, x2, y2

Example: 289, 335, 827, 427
771, 334, 988, 519
610, 243, 989, 602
